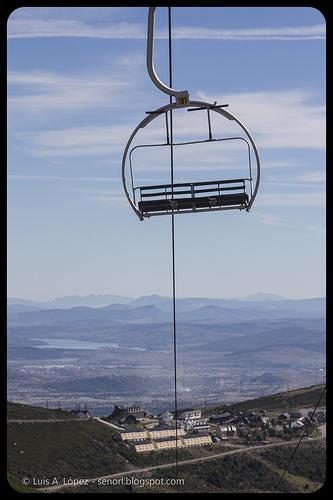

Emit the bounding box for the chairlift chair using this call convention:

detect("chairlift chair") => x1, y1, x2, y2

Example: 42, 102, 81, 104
122, 8, 260, 220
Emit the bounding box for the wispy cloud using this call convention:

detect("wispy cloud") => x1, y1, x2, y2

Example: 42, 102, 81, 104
255, 213, 326, 234
14, 124, 134, 157
259, 160, 295, 169
8, 175, 119, 182
7, 49, 151, 119
59, 187, 126, 206
13, 87, 325, 159
307, 225, 326, 236
8, 19, 146, 39
257, 214, 290, 227
294, 171, 326, 183
59, 187, 120, 195
257, 192, 325, 207
9, 7, 125, 21
265, 169, 326, 187
197, 89, 325, 150
7, 70, 132, 114
7, 17, 325, 40
167, 24, 326, 40
85, 194, 126, 206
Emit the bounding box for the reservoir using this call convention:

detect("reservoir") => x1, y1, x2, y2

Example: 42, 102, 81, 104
32, 338, 146, 351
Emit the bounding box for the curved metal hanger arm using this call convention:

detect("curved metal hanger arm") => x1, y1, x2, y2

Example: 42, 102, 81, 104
147, 7, 190, 107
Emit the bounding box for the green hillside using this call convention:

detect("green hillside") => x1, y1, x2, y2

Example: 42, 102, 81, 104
7, 385, 326, 494
7, 416, 192, 489
203, 384, 326, 415
144, 440, 325, 494
60, 440, 325, 494
7, 401, 77, 420
7, 473, 42, 494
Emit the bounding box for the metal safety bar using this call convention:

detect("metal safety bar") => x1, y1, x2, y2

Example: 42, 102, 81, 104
138, 178, 248, 191
139, 178, 246, 197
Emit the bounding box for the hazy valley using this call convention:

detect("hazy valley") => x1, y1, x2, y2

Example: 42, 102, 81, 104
7, 294, 326, 414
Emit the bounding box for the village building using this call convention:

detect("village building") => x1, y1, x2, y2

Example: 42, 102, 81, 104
149, 426, 186, 440
316, 410, 326, 423
158, 410, 174, 424
209, 411, 233, 424
178, 408, 202, 420
289, 411, 302, 420
140, 418, 160, 429
133, 434, 212, 453
110, 405, 155, 425
182, 419, 210, 432
121, 426, 186, 442
133, 441, 155, 452
121, 429, 148, 441
182, 434, 212, 448
119, 414, 137, 426
278, 412, 290, 421
125, 406, 155, 420
216, 425, 238, 439
289, 420, 304, 429
304, 414, 317, 423
70, 409, 92, 419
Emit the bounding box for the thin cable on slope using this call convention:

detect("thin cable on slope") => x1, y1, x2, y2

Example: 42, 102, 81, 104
277, 384, 326, 488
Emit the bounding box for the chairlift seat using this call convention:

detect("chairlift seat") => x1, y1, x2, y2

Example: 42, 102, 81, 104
137, 178, 249, 216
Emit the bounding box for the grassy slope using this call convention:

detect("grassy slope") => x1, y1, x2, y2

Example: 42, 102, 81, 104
7, 418, 193, 487
203, 384, 326, 415
139, 440, 325, 494
7, 385, 326, 493
7, 473, 42, 494
64, 441, 326, 494
7, 402, 76, 420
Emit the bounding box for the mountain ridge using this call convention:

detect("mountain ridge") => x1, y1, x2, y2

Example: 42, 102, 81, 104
7, 296, 326, 327
8, 293, 325, 310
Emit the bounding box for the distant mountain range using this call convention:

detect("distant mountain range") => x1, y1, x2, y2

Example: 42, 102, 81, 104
7, 294, 325, 327
241, 293, 285, 302
7, 294, 133, 309
8, 292, 323, 309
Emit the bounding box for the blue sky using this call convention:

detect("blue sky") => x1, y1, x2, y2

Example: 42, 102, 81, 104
7, 7, 326, 300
